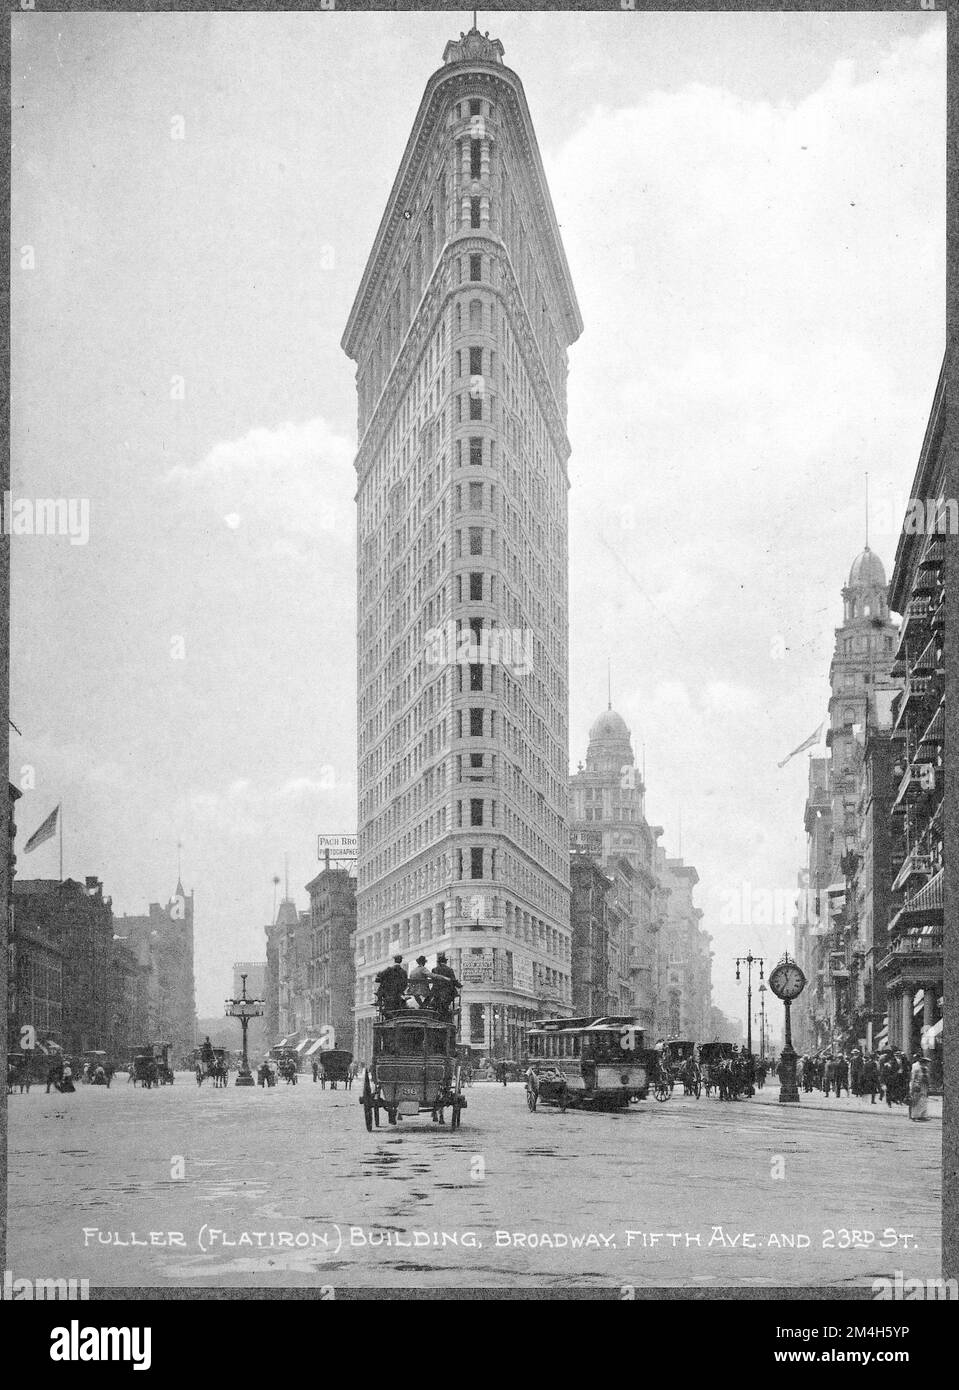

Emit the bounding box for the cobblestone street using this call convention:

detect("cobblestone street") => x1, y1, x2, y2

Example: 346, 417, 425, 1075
6, 1075, 941, 1291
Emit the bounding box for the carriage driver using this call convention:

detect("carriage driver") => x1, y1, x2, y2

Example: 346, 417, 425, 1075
200, 1036, 216, 1068
375, 956, 408, 1015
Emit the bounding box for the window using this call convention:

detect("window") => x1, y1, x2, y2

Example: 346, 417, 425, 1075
470, 198, 481, 229
470, 664, 484, 691
469, 347, 482, 375
470, 799, 483, 827
470, 708, 484, 737
469, 482, 484, 510
471, 848, 484, 879
470, 99, 481, 116
469, 572, 483, 601
470, 256, 482, 282
470, 753, 484, 769
469, 527, 483, 555
470, 140, 482, 179
469, 395, 482, 420
469, 437, 483, 467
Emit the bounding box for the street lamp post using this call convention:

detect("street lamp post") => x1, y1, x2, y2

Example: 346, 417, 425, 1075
735, 950, 764, 1066
225, 973, 265, 1087
757, 982, 768, 1062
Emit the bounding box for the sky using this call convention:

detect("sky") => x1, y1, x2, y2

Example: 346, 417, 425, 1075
9, 9, 945, 1024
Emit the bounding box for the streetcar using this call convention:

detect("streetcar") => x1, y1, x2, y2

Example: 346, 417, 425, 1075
525, 1016, 649, 1111
360, 1003, 466, 1130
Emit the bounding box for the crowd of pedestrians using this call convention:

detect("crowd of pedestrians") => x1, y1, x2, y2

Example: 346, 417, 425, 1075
795, 1049, 932, 1119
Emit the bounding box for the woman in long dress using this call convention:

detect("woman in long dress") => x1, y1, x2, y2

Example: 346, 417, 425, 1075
908, 1055, 929, 1121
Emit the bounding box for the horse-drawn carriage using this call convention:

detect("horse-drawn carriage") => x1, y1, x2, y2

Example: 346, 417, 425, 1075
360, 1004, 466, 1130
194, 1046, 230, 1087
663, 1040, 701, 1098
132, 1042, 174, 1087
318, 1049, 353, 1089
699, 1042, 749, 1100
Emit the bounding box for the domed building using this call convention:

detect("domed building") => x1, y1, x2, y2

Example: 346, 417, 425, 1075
570, 703, 665, 1031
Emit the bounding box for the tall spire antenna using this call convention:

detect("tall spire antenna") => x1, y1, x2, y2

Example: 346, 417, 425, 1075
473, 9, 478, 29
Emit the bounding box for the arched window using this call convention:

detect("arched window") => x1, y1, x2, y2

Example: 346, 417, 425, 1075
469, 299, 483, 331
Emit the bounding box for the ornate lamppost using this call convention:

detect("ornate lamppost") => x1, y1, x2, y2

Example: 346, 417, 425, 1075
225, 973, 264, 1087
735, 950, 764, 1067
768, 953, 807, 1104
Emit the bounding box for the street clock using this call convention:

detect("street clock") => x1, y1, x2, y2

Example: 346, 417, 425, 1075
768, 960, 807, 1001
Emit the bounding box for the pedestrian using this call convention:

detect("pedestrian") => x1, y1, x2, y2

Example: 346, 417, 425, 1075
908, 1055, 929, 1121
312, 1059, 319, 1083
499, 1059, 508, 1086
59, 1062, 75, 1094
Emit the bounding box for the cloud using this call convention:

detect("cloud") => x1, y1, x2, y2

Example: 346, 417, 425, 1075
164, 417, 355, 561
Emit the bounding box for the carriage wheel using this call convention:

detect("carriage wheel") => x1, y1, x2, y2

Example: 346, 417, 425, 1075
526, 1085, 538, 1112
361, 1072, 374, 1132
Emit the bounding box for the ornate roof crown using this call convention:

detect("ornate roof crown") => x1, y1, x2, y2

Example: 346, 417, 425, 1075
443, 27, 505, 66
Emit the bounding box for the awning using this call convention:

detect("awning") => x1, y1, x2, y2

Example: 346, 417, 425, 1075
305, 1039, 326, 1057
277, 1035, 296, 1048
921, 1018, 943, 1045
295, 1038, 312, 1054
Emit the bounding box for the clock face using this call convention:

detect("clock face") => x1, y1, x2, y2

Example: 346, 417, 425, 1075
770, 962, 806, 1000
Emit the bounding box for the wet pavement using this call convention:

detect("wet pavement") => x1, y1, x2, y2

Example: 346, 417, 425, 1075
6, 1074, 941, 1290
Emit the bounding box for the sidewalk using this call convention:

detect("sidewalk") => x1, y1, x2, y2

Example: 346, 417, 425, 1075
751, 1082, 942, 1120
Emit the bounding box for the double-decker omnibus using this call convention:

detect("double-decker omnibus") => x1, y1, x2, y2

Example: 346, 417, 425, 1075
525, 1016, 649, 1110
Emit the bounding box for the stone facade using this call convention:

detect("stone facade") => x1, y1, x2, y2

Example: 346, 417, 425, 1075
305, 869, 356, 1054
883, 364, 946, 1078
343, 28, 583, 1063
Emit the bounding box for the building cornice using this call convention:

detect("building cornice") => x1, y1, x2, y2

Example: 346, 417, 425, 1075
889, 356, 947, 614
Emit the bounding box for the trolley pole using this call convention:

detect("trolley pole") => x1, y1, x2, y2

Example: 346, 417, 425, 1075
735, 951, 764, 1066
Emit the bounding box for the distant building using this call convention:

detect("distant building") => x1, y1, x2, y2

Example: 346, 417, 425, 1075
113, 879, 197, 1055
569, 706, 666, 1032
657, 858, 711, 1043
706, 1005, 743, 1046
305, 869, 356, 1054
264, 898, 310, 1041
794, 543, 900, 1054
13, 878, 114, 1056
569, 855, 612, 1018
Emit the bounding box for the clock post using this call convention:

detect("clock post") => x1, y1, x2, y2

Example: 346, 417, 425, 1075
769, 953, 807, 1105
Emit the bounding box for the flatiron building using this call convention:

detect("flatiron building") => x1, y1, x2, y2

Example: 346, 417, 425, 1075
342, 26, 582, 1061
